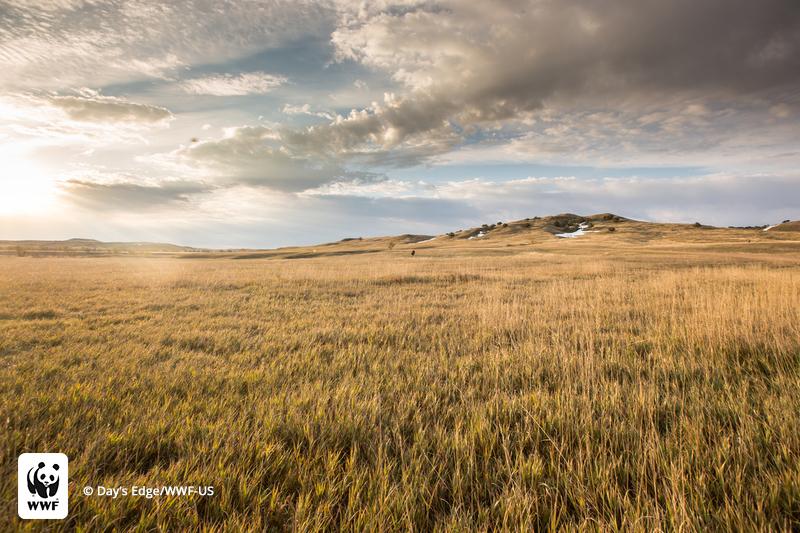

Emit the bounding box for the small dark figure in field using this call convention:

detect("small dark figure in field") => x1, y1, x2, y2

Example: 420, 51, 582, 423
411, 250, 416, 256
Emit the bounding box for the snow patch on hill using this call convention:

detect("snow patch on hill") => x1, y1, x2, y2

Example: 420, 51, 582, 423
555, 222, 594, 238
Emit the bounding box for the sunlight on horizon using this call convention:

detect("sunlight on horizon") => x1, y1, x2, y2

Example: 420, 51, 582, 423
0, 149, 58, 216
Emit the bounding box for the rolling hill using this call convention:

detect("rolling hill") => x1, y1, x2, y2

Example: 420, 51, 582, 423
0, 238, 200, 256
200, 213, 800, 260
2, 214, 798, 258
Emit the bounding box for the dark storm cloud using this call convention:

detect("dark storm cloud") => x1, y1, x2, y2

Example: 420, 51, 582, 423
322, 0, 800, 155
587, 0, 800, 93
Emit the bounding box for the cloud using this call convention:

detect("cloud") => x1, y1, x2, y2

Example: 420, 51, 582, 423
49, 94, 172, 123
191, 0, 799, 178
303, 172, 800, 227
61, 177, 212, 211
316, 0, 800, 162
281, 92, 462, 169
6, 0, 800, 174
0, 0, 335, 90
180, 72, 288, 96
334, 0, 800, 98
167, 118, 454, 192
282, 103, 334, 120
0, 93, 173, 155
172, 126, 350, 191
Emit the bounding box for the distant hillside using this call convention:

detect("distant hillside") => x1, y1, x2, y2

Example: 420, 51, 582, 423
764, 220, 800, 232
443, 213, 629, 240
0, 238, 202, 256
2, 214, 797, 258
428, 213, 800, 243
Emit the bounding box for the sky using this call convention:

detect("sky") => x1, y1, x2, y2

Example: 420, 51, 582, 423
0, 0, 799, 248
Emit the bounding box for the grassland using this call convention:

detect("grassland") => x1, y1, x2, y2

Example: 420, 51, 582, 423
2, 219, 799, 531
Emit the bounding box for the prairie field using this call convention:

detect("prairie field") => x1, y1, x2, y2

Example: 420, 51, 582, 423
2, 233, 800, 531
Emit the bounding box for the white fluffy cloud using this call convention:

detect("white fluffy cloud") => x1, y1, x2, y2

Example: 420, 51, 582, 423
180, 72, 287, 96
282, 103, 334, 120
169, 126, 348, 192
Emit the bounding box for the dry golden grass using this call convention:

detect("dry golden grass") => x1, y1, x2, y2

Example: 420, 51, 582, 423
1, 234, 799, 531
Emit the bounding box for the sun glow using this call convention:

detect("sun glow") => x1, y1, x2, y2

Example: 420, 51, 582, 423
0, 150, 58, 215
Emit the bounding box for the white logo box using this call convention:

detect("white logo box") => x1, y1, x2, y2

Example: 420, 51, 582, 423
18, 453, 69, 520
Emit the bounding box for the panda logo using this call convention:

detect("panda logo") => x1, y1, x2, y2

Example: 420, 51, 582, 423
27, 462, 60, 498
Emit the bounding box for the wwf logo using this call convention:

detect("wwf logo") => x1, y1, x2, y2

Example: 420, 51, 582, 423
27, 461, 61, 498
18, 453, 68, 519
